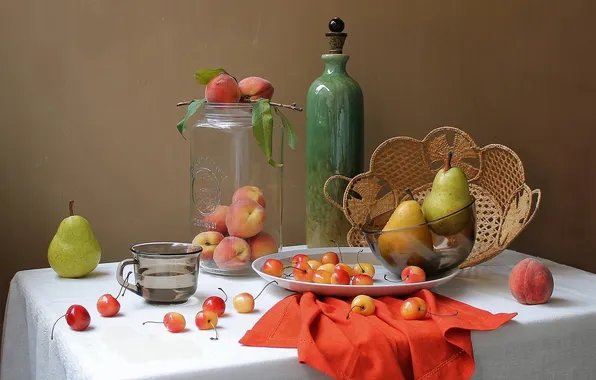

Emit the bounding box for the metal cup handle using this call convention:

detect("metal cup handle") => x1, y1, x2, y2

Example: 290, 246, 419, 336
116, 258, 141, 297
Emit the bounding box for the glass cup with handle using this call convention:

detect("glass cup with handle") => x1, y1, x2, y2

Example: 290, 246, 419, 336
116, 242, 202, 304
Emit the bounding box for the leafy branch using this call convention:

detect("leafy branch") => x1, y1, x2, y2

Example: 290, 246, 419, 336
175, 68, 302, 167
176, 99, 303, 112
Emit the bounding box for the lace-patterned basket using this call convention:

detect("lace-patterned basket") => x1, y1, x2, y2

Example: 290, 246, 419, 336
323, 126, 541, 268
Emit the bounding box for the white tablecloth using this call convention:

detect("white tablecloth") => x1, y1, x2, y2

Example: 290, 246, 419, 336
1, 247, 596, 380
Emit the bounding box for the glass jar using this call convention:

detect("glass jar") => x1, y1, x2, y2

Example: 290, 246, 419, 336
189, 103, 284, 276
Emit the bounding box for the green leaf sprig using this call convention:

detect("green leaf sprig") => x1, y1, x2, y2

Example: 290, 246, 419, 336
175, 68, 303, 167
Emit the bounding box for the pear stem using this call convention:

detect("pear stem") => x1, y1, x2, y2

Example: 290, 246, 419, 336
68, 200, 75, 216
443, 152, 453, 171
404, 188, 414, 200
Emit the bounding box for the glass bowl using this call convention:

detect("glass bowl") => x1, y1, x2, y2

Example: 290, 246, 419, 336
361, 199, 476, 278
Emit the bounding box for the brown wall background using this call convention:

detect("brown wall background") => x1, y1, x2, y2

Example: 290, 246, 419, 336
1, 1, 595, 329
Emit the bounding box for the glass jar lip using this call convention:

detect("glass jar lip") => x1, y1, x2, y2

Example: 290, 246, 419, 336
130, 242, 202, 256
361, 197, 476, 235
203, 102, 253, 109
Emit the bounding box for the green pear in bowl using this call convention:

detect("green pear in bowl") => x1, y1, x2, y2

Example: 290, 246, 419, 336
48, 200, 101, 278
422, 152, 474, 236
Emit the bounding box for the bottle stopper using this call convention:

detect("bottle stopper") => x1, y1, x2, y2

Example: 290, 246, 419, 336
325, 17, 347, 54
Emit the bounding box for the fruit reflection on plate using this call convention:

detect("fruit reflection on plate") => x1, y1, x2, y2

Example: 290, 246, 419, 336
252, 247, 460, 297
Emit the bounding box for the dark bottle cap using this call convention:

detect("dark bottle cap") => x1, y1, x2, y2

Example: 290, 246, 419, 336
325, 17, 347, 54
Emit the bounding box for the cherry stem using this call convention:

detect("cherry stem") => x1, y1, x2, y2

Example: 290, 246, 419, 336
142, 321, 163, 326
68, 200, 74, 216
444, 151, 453, 171
254, 280, 278, 301
330, 240, 343, 262
116, 271, 132, 299
346, 305, 363, 320
218, 288, 228, 303
384, 274, 405, 283
356, 249, 364, 272
405, 188, 414, 200
209, 322, 219, 341
425, 308, 459, 317
51, 314, 66, 340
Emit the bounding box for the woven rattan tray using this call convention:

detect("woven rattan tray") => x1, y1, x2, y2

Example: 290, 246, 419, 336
323, 126, 541, 268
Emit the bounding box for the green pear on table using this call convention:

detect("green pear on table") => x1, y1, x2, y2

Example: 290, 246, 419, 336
421, 152, 474, 236
48, 200, 101, 278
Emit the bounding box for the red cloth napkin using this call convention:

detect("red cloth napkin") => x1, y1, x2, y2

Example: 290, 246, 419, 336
239, 290, 517, 380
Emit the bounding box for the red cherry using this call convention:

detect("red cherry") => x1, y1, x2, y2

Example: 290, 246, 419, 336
290, 254, 310, 267
293, 261, 314, 282
97, 294, 121, 317
262, 258, 284, 277
163, 312, 186, 333
401, 266, 426, 283
330, 269, 350, 285
321, 251, 339, 265
400, 297, 459, 320
51, 304, 91, 339
203, 288, 228, 317
143, 312, 186, 333
351, 273, 374, 286
66, 305, 91, 331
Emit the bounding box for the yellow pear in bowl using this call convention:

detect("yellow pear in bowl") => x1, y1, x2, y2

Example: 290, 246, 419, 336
378, 189, 434, 266
48, 200, 101, 278
421, 151, 474, 236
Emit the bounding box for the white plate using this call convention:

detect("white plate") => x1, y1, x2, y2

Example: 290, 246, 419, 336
252, 247, 460, 297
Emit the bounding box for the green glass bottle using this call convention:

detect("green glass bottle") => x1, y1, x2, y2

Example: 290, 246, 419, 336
306, 17, 364, 248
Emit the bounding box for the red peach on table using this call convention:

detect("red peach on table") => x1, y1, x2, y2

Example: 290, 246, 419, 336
231, 185, 267, 209
509, 258, 554, 305
226, 198, 265, 238
203, 205, 229, 235
238, 77, 274, 100
248, 231, 278, 261
205, 73, 241, 103
213, 236, 251, 270
192, 231, 224, 262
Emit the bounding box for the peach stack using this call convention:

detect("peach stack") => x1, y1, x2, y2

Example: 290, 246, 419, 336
192, 185, 278, 271
205, 74, 274, 103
